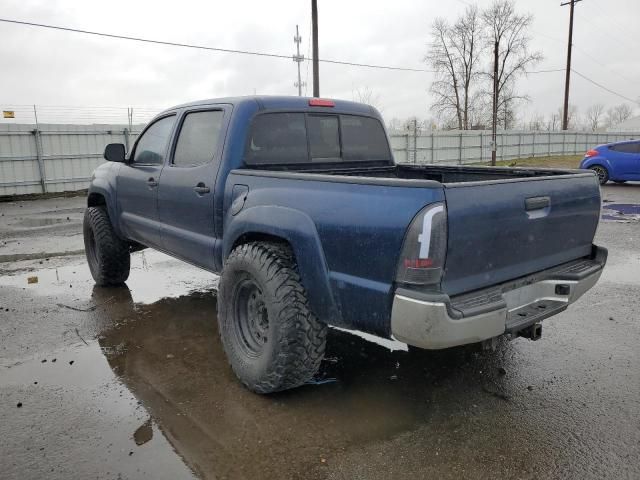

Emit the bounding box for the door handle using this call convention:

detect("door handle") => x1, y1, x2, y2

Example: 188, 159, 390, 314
147, 177, 158, 188
193, 182, 210, 194
525, 196, 550, 211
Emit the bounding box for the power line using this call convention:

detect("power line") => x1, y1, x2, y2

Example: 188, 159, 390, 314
0, 17, 570, 77
571, 69, 639, 104
0, 17, 433, 73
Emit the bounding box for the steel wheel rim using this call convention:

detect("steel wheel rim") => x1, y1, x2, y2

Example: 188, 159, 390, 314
233, 278, 269, 356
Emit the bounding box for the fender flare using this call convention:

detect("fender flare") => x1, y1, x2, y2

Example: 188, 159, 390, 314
87, 181, 123, 238
223, 205, 342, 325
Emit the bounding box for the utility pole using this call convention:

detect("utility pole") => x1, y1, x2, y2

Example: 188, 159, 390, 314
311, 0, 320, 97
293, 25, 305, 96
561, 0, 582, 131
491, 41, 498, 166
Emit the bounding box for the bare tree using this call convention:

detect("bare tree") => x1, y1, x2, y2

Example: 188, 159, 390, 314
527, 113, 545, 131
606, 103, 633, 128
426, 6, 484, 130
555, 105, 578, 130
546, 112, 560, 131
585, 103, 605, 131
482, 0, 542, 130
352, 86, 383, 114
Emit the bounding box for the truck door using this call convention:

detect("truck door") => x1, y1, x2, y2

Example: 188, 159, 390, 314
157, 108, 226, 270
117, 114, 176, 249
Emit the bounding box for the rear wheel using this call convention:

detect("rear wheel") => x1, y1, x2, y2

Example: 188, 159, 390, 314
217, 242, 327, 393
589, 165, 609, 185
83, 206, 130, 286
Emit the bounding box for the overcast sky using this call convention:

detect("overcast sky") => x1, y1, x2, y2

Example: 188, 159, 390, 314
0, 0, 638, 125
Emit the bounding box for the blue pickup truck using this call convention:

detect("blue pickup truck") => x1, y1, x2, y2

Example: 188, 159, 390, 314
85, 96, 607, 393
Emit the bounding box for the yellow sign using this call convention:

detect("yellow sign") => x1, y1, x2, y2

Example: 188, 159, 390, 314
3, 111, 15, 118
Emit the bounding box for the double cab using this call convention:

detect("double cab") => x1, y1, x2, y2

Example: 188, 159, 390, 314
84, 96, 607, 393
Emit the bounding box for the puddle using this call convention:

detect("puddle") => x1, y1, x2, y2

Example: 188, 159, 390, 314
0, 249, 218, 304
16, 217, 70, 227
602, 203, 640, 222
85, 286, 518, 479
134, 418, 154, 445
0, 341, 197, 479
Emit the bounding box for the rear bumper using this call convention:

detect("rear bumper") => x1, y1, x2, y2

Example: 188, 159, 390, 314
391, 246, 607, 350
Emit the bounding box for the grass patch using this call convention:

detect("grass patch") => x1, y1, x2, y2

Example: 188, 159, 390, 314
488, 155, 583, 169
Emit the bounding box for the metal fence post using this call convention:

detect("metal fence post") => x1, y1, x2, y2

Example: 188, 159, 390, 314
517, 132, 522, 159
430, 131, 434, 164
405, 132, 410, 163
413, 120, 418, 164
548, 132, 552, 156
32, 128, 47, 194
458, 131, 463, 165
123, 128, 130, 153
480, 132, 484, 163
532, 131, 536, 157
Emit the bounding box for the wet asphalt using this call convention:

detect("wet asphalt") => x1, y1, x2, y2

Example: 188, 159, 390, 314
0, 185, 639, 480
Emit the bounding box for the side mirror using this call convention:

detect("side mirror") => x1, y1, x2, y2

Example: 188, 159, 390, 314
104, 143, 126, 163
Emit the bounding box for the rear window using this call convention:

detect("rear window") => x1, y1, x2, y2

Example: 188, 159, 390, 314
244, 112, 390, 165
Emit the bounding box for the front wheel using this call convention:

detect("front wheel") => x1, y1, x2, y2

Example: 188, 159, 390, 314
217, 242, 327, 393
589, 165, 609, 185
83, 206, 130, 286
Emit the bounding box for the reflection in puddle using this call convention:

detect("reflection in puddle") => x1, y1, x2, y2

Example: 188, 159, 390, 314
0, 249, 218, 304
92, 286, 516, 480
602, 203, 640, 222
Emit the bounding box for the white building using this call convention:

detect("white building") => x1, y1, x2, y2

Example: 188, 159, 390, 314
607, 116, 640, 133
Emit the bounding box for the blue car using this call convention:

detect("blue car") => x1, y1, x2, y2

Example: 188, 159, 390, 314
580, 140, 640, 185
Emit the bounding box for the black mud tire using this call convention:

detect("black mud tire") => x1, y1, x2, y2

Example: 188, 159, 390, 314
83, 206, 130, 286
589, 165, 609, 185
217, 242, 327, 394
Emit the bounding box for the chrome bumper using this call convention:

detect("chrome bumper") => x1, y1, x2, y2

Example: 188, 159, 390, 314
391, 262, 604, 350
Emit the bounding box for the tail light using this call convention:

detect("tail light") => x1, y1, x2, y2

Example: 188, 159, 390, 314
396, 203, 447, 286
585, 149, 598, 157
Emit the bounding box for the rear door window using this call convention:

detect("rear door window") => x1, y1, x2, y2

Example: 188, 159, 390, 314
173, 110, 224, 167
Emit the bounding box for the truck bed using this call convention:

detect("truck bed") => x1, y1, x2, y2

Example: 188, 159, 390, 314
247, 163, 582, 185
232, 162, 600, 301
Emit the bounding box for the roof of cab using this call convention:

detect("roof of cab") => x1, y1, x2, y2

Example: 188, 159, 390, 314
162, 95, 376, 116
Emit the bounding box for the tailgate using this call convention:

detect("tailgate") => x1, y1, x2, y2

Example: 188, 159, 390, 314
441, 173, 600, 295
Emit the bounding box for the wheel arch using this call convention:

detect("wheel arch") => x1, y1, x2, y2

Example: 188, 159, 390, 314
86, 184, 123, 237
223, 205, 342, 325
